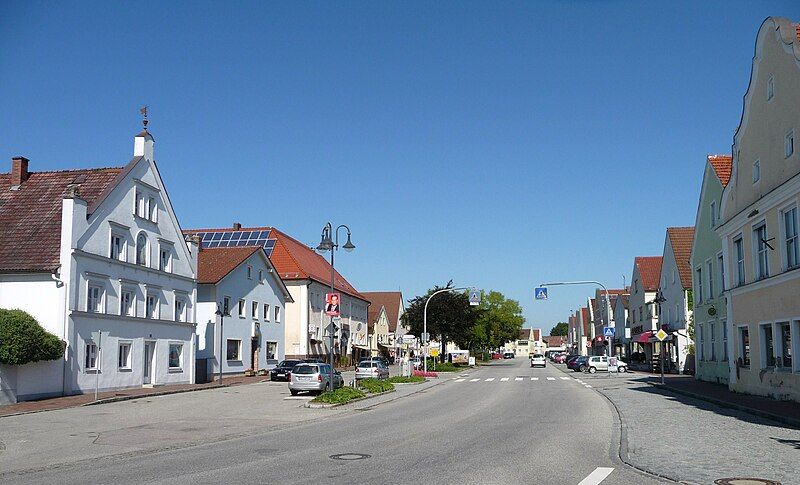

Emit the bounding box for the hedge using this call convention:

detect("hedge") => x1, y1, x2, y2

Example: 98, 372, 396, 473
312, 386, 364, 404
0, 309, 65, 366
357, 378, 394, 393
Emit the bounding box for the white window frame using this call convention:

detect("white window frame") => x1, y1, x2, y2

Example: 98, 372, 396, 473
722, 318, 728, 361
781, 204, 799, 271
223, 296, 231, 316
147, 196, 157, 222
174, 296, 186, 322
707, 259, 714, 299
760, 322, 776, 368
159, 245, 172, 273
120, 287, 135, 317
252, 300, 259, 319
258, 269, 263, 283
710, 201, 717, 228
734, 235, 745, 286
238, 299, 246, 318
695, 266, 703, 304
226, 338, 242, 361
118, 341, 132, 370
87, 283, 104, 313
753, 221, 769, 281
717, 252, 725, 296
247, 266, 253, 280
168, 342, 183, 370
785, 130, 794, 159
85, 341, 98, 371
752, 159, 760, 184
697, 323, 704, 361
274, 306, 281, 323
709, 321, 716, 361
263, 303, 269, 321
146, 292, 159, 319
739, 325, 750, 368
110, 232, 125, 261
265, 341, 277, 360
136, 232, 148, 266
776, 321, 792, 370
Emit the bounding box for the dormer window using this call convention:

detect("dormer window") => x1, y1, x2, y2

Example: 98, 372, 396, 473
110, 233, 125, 261
767, 75, 774, 100
753, 160, 760, 184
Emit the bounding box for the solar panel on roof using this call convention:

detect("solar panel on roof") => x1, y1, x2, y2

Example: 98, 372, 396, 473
221, 232, 232, 240
195, 230, 278, 254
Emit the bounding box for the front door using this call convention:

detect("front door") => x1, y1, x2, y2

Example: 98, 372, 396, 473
143, 341, 156, 385
251, 337, 260, 371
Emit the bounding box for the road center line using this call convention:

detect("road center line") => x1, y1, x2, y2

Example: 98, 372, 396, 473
515, 377, 523, 381
560, 376, 570, 380
531, 377, 538, 380
485, 378, 495, 381
546, 377, 555, 381
454, 379, 465, 382
469, 378, 480, 382
577, 467, 614, 485
500, 377, 509, 382
585, 384, 593, 388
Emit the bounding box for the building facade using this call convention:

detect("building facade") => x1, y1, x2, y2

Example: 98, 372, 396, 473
628, 257, 662, 366
692, 155, 733, 385
0, 128, 198, 403
658, 227, 696, 374
718, 17, 800, 402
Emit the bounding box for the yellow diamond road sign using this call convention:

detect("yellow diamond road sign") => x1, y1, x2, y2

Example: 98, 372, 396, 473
655, 329, 668, 341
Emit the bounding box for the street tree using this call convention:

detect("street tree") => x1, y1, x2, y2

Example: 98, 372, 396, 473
0, 309, 64, 366
549, 322, 568, 337
402, 282, 478, 361
473, 290, 525, 351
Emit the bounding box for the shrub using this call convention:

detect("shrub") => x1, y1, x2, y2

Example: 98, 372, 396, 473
0, 309, 64, 366
387, 375, 425, 384
357, 377, 394, 393
312, 386, 364, 404
424, 359, 461, 372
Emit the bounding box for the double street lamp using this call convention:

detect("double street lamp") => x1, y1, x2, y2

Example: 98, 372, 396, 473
214, 303, 231, 385
316, 222, 355, 390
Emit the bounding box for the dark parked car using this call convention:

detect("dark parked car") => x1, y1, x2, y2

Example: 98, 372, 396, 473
270, 359, 302, 381
567, 356, 589, 372
503, 352, 515, 359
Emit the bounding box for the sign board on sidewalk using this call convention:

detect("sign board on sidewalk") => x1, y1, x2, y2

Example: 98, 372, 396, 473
469, 289, 481, 306
420, 332, 430, 343
655, 329, 668, 341
430, 349, 439, 357
603, 327, 615, 337
535, 287, 548, 300
402, 334, 416, 343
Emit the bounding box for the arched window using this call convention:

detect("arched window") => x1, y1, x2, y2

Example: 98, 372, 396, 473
136, 233, 148, 266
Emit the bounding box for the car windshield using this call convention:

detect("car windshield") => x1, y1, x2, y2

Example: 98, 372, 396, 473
533, 354, 544, 358
278, 360, 300, 367
359, 362, 379, 368
292, 365, 317, 375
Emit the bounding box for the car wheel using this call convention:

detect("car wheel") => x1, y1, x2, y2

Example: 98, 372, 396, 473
290, 389, 298, 396
589, 366, 596, 374
618, 366, 627, 373
579, 365, 587, 372
325, 383, 331, 392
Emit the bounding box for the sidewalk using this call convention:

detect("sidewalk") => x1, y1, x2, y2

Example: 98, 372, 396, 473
0, 375, 265, 418
641, 373, 800, 428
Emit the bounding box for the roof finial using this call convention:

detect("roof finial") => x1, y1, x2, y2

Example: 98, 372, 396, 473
140, 106, 148, 131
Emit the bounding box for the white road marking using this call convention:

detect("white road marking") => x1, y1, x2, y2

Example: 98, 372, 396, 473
577, 467, 614, 485
585, 384, 593, 388
500, 377, 509, 382
546, 377, 556, 381
485, 378, 495, 381
454, 379, 466, 382
560, 376, 570, 380
531, 377, 539, 381
469, 378, 480, 382
515, 377, 523, 381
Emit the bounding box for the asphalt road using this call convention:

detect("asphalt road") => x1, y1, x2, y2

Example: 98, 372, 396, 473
2, 359, 669, 485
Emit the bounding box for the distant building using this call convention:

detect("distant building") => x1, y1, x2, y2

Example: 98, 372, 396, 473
658, 227, 696, 373
628, 256, 663, 366
505, 328, 543, 356
362, 291, 406, 362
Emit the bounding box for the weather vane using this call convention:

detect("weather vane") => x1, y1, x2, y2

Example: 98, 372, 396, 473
140, 106, 148, 131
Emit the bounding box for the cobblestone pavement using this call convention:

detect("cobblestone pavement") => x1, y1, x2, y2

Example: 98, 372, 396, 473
592, 375, 800, 485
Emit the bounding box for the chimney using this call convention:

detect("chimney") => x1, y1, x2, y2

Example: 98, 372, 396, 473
232, 222, 242, 231
11, 156, 30, 185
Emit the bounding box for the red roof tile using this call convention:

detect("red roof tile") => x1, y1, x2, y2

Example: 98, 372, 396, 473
543, 335, 566, 347
635, 256, 663, 292
666, 227, 695, 289
196, 246, 261, 284
0, 164, 124, 272
362, 291, 403, 332
708, 155, 732, 188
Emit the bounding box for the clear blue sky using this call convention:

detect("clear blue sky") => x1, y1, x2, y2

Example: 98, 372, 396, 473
2, 1, 797, 333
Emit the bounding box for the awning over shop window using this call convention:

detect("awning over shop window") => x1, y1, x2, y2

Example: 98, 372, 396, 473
635, 331, 655, 343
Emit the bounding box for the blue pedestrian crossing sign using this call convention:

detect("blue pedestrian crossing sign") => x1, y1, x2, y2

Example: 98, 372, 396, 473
535, 287, 548, 300
469, 289, 481, 306
603, 327, 615, 337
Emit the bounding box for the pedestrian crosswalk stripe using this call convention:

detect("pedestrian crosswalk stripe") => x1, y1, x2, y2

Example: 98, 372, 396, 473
560, 377, 570, 380
514, 377, 523, 381
454, 379, 465, 382
500, 377, 509, 382
585, 384, 592, 388
531, 377, 538, 381
470, 378, 480, 382
485, 378, 495, 381
546, 377, 555, 381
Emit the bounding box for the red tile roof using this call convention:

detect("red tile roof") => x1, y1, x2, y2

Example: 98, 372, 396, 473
184, 226, 367, 302
196, 246, 261, 284
635, 256, 663, 292
581, 307, 590, 334
543, 335, 566, 347
0, 164, 124, 272
708, 155, 732, 188
666, 226, 695, 289
362, 291, 403, 332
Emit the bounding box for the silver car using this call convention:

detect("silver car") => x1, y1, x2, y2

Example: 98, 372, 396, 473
355, 360, 390, 380
288, 363, 344, 395
586, 356, 628, 373
530, 353, 547, 368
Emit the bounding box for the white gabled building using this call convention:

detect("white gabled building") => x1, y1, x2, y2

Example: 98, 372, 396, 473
187, 240, 293, 380
657, 227, 696, 374
0, 124, 198, 403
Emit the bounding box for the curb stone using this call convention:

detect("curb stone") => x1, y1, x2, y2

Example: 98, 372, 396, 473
304, 389, 395, 409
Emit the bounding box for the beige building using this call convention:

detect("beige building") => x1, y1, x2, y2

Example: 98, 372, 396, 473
505, 328, 543, 356
718, 17, 800, 402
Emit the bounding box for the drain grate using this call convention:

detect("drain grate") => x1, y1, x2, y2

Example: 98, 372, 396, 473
714, 479, 781, 485
329, 453, 371, 461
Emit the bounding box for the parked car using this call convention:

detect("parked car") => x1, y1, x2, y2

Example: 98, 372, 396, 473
554, 353, 568, 364
288, 363, 343, 395
270, 359, 303, 381
356, 360, 390, 380
586, 356, 628, 373
530, 354, 546, 368
567, 356, 589, 372
502, 352, 515, 359
410, 357, 423, 369
491, 352, 502, 360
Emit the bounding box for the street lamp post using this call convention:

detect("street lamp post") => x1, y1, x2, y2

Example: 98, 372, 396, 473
422, 286, 474, 374
317, 222, 355, 391
539, 281, 612, 357
215, 303, 231, 385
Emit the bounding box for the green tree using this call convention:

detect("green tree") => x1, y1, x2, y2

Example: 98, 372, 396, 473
549, 322, 569, 336
402, 282, 478, 361
473, 291, 525, 350
0, 309, 64, 365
